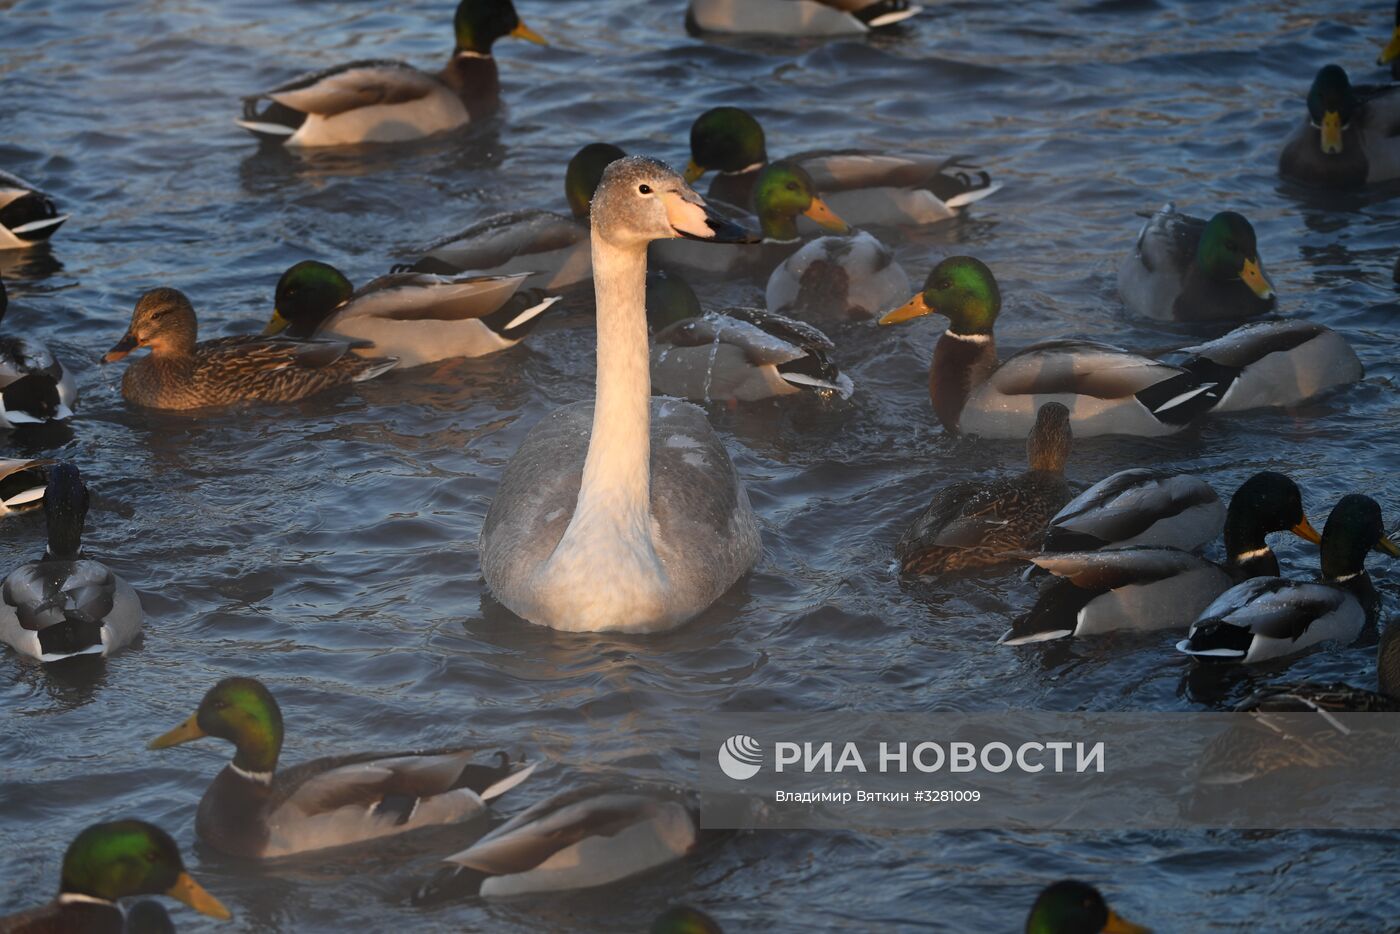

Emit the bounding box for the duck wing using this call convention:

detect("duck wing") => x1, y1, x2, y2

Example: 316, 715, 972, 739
1180, 578, 1361, 660
342, 272, 529, 323
1043, 468, 1224, 553
1132, 202, 1201, 276
809, 0, 922, 27
250, 60, 440, 118
416, 210, 585, 273
794, 150, 994, 204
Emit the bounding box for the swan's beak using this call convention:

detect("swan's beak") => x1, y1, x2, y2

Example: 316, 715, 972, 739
1379, 27, 1400, 65
102, 332, 138, 363
263, 310, 291, 336
1240, 258, 1274, 300
879, 293, 934, 325
665, 193, 758, 244
167, 872, 232, 920
1319, 111, 1343, 154
510, 21, 547, 45
803, 196, 850, 234
684, 160, 706, 184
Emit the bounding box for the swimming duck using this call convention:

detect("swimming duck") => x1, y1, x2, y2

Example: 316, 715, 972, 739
1178, 494, 1400, 664
1279, 64, 1400, 188
647, 270, 852, 403
237, 0, 546, 146
126, 901, 176, 934
0, 277, 78, 427
1025, 880, 1149, 934
1004, 471, 1321, 645
441, 786, 700, 896
684, 106, 996, 227
1117, 204, 1276, 322
481, 157, 761, 633
408, 142, 626, 290
0, 820, 229, 932
0, 171, 69, 250
1382, 2, 1400, 79
0, 463, 144, 663
651, 160, 850, 279
765, 230, 910, 323
896, 403, 1073, 576
265, 261, 557, 367
148, 676, 534, 859
879, 257, 1218, 438
1169, 319, 1363, 414
0, 457, 52, 517
653, 906, 724, 934
103, 288, 398, 410
685, 2, 921, 39
1235, 622, 1400, 713
1038, 469, 1225, 557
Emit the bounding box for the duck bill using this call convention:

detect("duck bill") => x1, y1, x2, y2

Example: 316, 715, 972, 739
262, 310, 291, 336
802, 196, 851, 234
1291, 517, 1322, 545
166, 871, 232, 920
1377, 535, 1400, 558
1320, 111, 1343, 154
102, 332, 138, 363
1380, 27, 1400, 65
665, 193, 758, 244
510, 21, 547, 45
1102, 908, 1151, 934
879, 293, 934, 326
1240, 257, 1274, 300
149, 714, 206, 749
683, 159, 707, 184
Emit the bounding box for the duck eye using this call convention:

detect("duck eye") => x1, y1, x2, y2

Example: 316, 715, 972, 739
936, 280, 952, 290
638, 184, 652, 195
786, 182, 799, 191
1225, 240, 1238, 252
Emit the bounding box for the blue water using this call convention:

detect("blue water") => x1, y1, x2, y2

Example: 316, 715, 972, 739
2, 0, 1399, 930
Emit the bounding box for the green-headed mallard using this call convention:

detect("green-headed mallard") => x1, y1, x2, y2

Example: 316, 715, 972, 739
879, 256, 1218, 438
0, 820, 229, 932
1004, 471, 1322, 645
651, 160, 849, 279
1025, 880, 1149, 934
1178, 494, 1400, 664
686, 1, 921, 39
0, 171, 69, 249
684, 106, 996, 227
0, 277, 78, 427
266, 261, 557, 367
765, 229, 910, 323
652, 906, 723, 934
102, 288, 398, 410
0, 457, 52, 517
1279, 64, 1400, 188
440, 786, 699, 896
148, 677, 535, 859
0, 463, 144, 663
1168, 319, 1363, 413
238, 0, 546, 147
408, 142, 626, 290
1237, 622, 1400, 713
1117, 204, 1275, 322
1382, 2, 1400, 78
647, 270, 852, 403
896, 402, 1073, 576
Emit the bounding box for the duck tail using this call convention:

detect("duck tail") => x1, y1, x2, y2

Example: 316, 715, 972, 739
352, 357, 399, 383
37, 614, 105, 662
1135, 370, 1219, 426
777, 350, 853, 399
1176, 619, 1250, 659
999, 579, 1091, 645
1, 373, 67, 424
235, 97, 303, 142
857, 0, 923, 28
479, 758, 537, 802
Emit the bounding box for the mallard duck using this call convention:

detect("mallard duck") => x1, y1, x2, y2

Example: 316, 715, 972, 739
653, 906, 723, 934
652, 160, 850, 279
1383, 2, 1400, 78
0, 171, 69, 250
0, 277, 78, 427
0, 463, 143, 663
684, 106, 996, 227
126, 901, 176, 934
148, 677, 534, 858
1025, 880, 1149, 934
441, 786, 700, 896
765, 230, 910, 323
0, 457, 51, 517
265, 261, 557, 367
102, 288, 398, 410
1004, 471, 1321, 644
1117, 204, 1275, 322
1170, 319, 1363, 413
1279, 64, 1400, 188
685, 1, 921, 39
647, 271, 852, 403
879, 257, 1218, 438
237, 0, 546, 146
408, 142, 626, 290
481, 157, 761, 633
1178, 494, 1400, 663
1039, 469, 1225, 557
0, 820, 229, 932
896, 403, 1073, 576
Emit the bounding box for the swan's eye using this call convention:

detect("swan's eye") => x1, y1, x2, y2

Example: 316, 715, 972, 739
638, 184, 652, 195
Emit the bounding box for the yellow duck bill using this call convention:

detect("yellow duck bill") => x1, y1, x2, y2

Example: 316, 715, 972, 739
1240, 257, 1275, 299
1319, 111, 1343, 154
803, 196, 851, 233
510, 21, 547, 45
1379, 27, 1400, 65
102, 332, 138, 363
262, 310, 291, 336
683, 159, 706, 184
149, 714, 206, 749
879, 293, 934, 326
167, 870, 232, 920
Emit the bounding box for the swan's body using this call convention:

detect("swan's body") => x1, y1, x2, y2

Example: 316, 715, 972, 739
481, 157, 761, 633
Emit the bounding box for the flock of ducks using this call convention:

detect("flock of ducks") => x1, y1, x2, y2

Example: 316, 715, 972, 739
3, 0, 1400, 931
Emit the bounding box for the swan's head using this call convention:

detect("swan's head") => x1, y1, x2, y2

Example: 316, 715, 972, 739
590, 156, 757, 249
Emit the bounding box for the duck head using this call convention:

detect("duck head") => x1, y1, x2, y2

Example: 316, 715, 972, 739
753, 161, 849, 242
1379, 1, 1400, 69
1224, 471, 1320, 559
652, 905, 724, 934
43, 462, 88, 560
104, 288, 199, 361
453, 0, 545, 55
645, 270, 703, 332
1027, 402, 1072, 473
1306, 65, 1358, 156
565, 143, 627, 219
1319, 494, 1400, 582
59, 821, 229, 920
880, 255, 1001, 337
686, 107, 768, 183
266, 261, 354, 338
1026, 880, 1148, 933
150, 676, 285, 776
591, 156, 757, 249
1198, 212, 1274, 301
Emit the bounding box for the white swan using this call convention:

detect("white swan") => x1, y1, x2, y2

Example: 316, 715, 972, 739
480, 157, 762, 633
